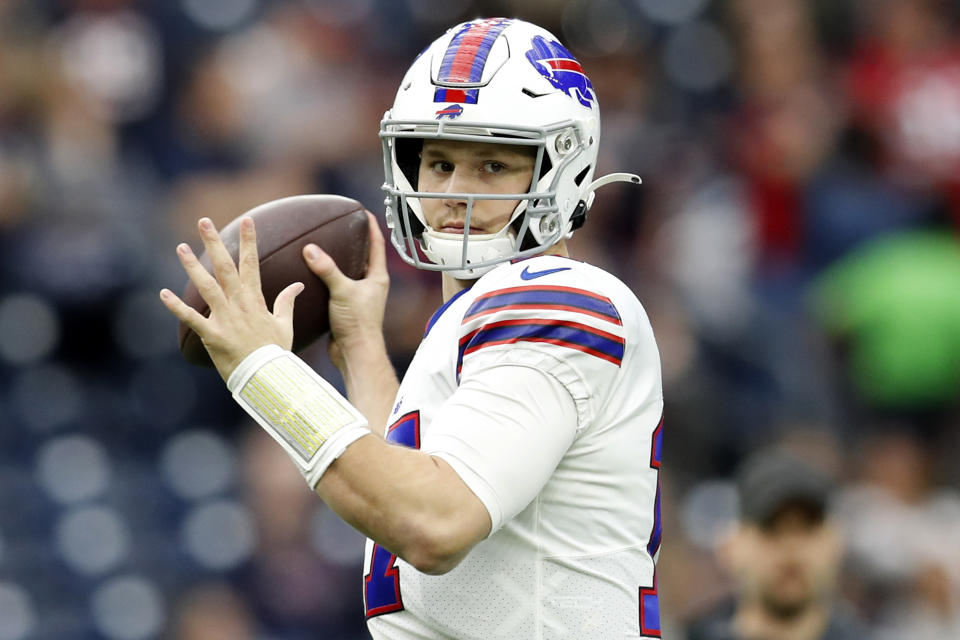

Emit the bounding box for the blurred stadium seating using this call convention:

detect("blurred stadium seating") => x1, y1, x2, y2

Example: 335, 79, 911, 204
1, 1, 959, 638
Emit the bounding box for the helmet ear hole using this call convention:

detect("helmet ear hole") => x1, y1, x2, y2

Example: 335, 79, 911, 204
569, 200, 588, 230
574, 165, 590, 186
538, 152, 553, 181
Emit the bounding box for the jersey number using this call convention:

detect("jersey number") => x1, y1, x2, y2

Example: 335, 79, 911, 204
364, 410, 421, 618
640, 417, 663, 637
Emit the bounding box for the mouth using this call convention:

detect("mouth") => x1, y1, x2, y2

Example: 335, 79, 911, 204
438, 221, 485, 234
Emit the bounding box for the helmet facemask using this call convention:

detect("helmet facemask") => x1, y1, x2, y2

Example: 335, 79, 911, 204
380, 118, 591, 279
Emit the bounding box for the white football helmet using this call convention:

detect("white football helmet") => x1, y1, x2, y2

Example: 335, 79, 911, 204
380, 17, 640, 279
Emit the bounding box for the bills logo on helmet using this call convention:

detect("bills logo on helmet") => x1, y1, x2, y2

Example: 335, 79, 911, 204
435, 104, 464, 120
525, 35, 596, 109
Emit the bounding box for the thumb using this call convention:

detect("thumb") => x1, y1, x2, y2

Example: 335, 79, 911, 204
303, 244, 350, 293
273, 281, 305, 324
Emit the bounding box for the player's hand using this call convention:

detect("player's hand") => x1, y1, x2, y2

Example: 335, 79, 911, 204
160, 217, 304, 381
303, 212, 389, 370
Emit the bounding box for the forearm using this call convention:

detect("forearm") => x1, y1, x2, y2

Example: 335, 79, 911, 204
228, 345, 488, 574
316, 434, 491, 574
336, 332, 399, 436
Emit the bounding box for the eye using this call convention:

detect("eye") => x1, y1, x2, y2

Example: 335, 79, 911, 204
431, 161, 454, 173
483, 161, 507, 174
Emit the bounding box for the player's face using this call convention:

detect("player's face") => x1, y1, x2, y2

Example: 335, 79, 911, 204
417, 140, 536, 235
734, 505, 841, 618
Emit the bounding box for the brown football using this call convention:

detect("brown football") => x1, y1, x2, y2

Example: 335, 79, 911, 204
178, 194, 371, 367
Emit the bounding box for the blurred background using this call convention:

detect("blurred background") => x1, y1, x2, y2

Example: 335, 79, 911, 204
1, 0, 960, 638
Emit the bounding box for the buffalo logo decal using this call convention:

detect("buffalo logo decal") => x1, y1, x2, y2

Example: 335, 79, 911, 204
525, 35, 596, 109
435, 104, 464, 119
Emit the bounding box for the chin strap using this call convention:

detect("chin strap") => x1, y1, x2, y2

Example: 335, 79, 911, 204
420, 226, 517, 280
570, 172, 642, 231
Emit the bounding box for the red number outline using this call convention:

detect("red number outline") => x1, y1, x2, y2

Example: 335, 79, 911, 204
363, 410, 420, 618
640, 416, 663, 637
364, 542, 405, 617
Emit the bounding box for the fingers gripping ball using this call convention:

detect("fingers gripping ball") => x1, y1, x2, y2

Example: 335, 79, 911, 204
178, 195, 371, 367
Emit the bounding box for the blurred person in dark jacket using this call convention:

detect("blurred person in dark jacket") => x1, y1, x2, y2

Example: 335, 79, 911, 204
686, 451, 869, 640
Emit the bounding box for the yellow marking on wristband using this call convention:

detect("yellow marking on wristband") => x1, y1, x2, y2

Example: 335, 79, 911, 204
271, 364, 355, 432
243, 375, 322, 457
243, 378, 319, 454
270, 361, 356, 429
240, 383, 312, 456
250, 373, 325, 447
238, 357, 359, 461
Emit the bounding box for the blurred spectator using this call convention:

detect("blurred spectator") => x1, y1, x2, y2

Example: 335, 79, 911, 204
166, 582, 256, 640
846, 0, 960, 226
835, 430, 960, 640
686, 451, 870, 640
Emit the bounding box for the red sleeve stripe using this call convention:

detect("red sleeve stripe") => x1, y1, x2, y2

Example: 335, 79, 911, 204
457, 318, 625, 375
463, 303, 618, 324
463, 285, 622, 326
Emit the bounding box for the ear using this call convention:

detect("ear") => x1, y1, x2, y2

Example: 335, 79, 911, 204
715, 522, 748, 576
822, 521, 844, 563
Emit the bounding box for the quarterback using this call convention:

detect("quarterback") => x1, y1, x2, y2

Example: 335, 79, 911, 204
161, 18, 664, 640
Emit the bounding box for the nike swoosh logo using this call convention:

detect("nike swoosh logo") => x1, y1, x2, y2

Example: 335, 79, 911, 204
520, 266, 572, 280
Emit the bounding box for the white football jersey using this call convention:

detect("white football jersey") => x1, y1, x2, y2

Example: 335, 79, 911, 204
364, 255, 664, 639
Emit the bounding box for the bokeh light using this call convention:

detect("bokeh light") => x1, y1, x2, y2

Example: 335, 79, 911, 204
160, 430, 236, 500
36, 435, 111, 505
0, 294, 59, 365
90, 576, 164, 640
0, 582, 36, 640
181, 0, 259, 32
180, 500, 256, 570
55, 505, 131, 576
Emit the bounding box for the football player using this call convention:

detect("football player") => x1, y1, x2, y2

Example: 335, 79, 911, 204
161, 18, 664, 639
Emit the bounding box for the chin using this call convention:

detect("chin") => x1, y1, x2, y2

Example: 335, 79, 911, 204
761, 591, 813, 620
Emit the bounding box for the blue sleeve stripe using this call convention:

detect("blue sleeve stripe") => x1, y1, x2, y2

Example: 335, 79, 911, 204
424, 287, 471, 337
647, 482, 662, 556
464, 285, 621, 325
457, 319, 624, 374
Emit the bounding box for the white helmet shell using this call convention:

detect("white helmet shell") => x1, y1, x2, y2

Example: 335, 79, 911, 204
380, 18, 637, 278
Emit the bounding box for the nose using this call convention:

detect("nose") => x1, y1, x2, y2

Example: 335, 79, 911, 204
440, 168, 473, 211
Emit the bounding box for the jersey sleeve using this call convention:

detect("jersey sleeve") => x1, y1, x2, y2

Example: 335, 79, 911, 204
421, 361, 579, 533
455, 274, 627, 429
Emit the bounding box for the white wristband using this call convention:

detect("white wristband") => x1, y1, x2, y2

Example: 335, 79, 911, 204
228, 344, 370, 488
